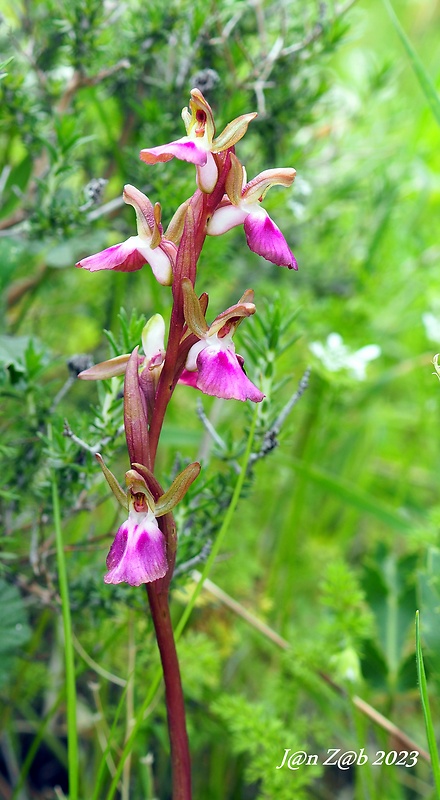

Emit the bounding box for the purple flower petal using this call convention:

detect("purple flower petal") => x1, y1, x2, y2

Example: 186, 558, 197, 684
140, 138, 208, 166
244, 213, 297, 269
178, 369, 199, 389
195, 346, 264, 402
76, 238, 146, 273
104, 514, 168, 586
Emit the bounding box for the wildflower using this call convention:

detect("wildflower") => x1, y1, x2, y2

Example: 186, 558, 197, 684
140, 89, 256, 193
309, 333, 381, 380
207, 153, 297, 269
179, 279, 264, 402
105, 474, 168, 586
76, 185, 176, 285
97, 458, 200, 586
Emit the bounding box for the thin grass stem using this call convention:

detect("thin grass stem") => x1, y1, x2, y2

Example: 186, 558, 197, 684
50, 426, 79, 800
383, 0, 440, 126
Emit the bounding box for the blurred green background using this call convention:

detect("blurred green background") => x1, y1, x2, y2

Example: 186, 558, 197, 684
1, 0, 440, 798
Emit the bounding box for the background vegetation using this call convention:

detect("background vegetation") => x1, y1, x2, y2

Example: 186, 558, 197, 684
1, 0, 440, 797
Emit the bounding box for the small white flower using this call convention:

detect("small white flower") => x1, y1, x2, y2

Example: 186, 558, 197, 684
309, 333, 380, 381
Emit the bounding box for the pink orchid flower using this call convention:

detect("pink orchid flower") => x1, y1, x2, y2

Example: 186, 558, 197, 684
76, 185, 176, 285
97, 459, 200, 587
105, 484, 168, 586
140, 89, 256, 193
207, 152, 297, 269
179, 280, 264, 403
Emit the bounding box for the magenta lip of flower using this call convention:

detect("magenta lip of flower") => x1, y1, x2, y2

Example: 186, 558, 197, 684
180, 346, 264, 403
104, 508, 168, 586
244, 213, 298, 269
97, 460, 201, 586
75, 185, 175, 285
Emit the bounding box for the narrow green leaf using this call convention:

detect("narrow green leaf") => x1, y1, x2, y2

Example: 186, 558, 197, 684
383, 0, 440, 126
416, 611, 440, 797
50, 426, 79, 800
290, 458, 414, 532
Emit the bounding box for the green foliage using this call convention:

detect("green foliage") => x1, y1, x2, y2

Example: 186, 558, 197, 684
0, 579, 31, 688
212, 695, 321, 799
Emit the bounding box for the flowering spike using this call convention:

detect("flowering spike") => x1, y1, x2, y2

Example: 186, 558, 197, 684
140, 89, 257, 194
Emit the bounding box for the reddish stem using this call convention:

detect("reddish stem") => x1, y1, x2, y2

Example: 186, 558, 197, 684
147, 583, 191, 800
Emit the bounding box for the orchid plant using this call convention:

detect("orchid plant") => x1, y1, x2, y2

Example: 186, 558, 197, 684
75, 88, 297, 800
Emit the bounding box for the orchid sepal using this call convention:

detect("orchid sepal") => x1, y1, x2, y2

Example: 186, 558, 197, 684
95, 453, 128, 510
211, 112, 257, 153
154, 462, 201, 517
182, 278, 209, 338
78, 354, 130, 380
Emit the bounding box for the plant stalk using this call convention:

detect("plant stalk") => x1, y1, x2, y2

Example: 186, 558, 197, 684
146, 584, 191, 800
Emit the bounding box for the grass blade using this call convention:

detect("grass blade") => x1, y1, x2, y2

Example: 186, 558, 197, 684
50, 426, 79, 800
289, 457, 414, 532
416, 610, 440, 797
383, 0, 440, 126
